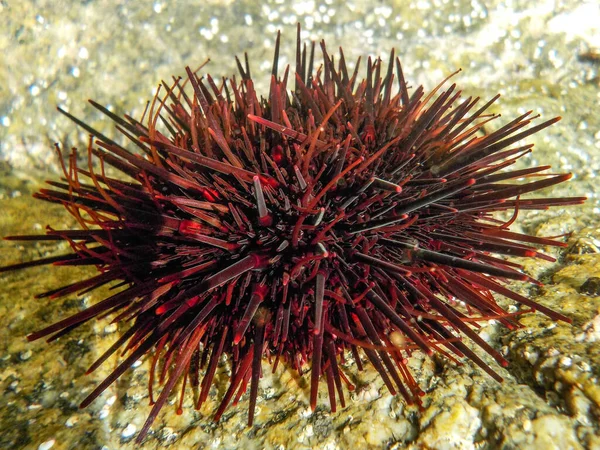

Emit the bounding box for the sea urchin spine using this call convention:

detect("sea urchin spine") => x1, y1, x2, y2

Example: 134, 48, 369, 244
1, 26, 586, 442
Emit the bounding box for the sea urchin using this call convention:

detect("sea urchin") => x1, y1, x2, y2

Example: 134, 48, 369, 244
1, 27, 586, 442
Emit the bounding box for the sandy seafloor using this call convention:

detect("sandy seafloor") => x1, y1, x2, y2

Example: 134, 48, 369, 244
0, 0, 599, 449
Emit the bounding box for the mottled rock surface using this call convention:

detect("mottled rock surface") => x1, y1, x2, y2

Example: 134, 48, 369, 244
1, 0, 599, 449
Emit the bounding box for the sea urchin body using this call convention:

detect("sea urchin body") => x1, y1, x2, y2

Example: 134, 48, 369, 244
1, 27, 586, 442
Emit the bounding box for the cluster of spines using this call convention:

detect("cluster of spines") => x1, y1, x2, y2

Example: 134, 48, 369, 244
0, 26, 585, 442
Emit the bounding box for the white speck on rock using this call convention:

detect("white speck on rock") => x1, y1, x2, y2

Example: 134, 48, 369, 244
524, 349, 539, 365
578, 361, 591, 372
305, 424, 314, 437
65, 415, 79, 427
38, 440, 55, 450
299, 407, 312, 418
354, 383, 380, 402
104, 323, 118, 334
297, 423, 314, 444
559, 356, 573, 368
98, 406, 110, 420
122, 423, 137, 439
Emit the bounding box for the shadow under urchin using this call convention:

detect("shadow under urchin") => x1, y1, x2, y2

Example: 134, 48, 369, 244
1, 25, 586, 443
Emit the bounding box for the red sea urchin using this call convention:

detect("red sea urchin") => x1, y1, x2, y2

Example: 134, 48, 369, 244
1, 27, 586, 442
